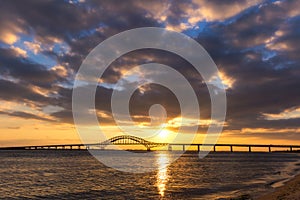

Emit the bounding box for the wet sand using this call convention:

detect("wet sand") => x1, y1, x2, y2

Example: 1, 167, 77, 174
256, 174, 300, 200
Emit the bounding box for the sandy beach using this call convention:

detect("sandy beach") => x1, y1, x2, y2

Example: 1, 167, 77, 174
256, 174, 300, 200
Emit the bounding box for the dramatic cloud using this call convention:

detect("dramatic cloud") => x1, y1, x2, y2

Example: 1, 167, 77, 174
0, 0, 299, 144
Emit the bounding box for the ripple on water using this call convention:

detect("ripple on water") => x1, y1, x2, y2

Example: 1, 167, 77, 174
0, 150, 299, 199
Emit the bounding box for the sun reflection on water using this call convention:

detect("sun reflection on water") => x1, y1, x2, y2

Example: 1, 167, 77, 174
156, 152, 170, 197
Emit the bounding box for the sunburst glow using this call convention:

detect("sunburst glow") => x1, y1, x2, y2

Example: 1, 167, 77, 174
158, 129, 169, 138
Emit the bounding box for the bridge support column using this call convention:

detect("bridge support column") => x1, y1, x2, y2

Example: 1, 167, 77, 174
290, 147, 293, 152
183, 145, 185, 151
147, 147, 151, 151
269, 146, 271, 152
197, 145, 200, 152
213, 146, 216, 152
230, 146, 233, 152
248, 146, 251, 152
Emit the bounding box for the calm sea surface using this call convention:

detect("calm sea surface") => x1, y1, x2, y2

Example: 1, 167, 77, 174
1, 150, 300, 199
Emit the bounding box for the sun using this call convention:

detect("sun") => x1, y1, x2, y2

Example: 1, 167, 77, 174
158, 129, 169, 139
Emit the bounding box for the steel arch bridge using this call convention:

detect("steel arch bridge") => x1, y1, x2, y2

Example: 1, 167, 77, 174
98, 135, 169, 151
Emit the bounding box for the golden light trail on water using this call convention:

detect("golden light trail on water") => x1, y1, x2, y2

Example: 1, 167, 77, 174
156, 152, 170, 197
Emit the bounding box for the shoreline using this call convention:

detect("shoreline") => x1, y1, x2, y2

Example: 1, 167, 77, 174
255, 174, 300, 200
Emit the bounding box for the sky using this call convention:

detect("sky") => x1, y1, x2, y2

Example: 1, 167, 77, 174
0, 0, 300, 147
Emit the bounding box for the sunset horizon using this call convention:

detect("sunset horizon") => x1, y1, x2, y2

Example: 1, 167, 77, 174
1, 1, 300, 199
1, 1, 300, 149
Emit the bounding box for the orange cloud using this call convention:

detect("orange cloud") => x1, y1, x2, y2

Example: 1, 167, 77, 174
0, 100, 53, 121
218, 71, 235, 89
11, 46, 27, 57
263, 107, 300, 120
0, 32, 18, 45
30, 85, 51, 97
0, 22, 22, 45
51, 65, 68, 77
134, 0, 263, 32
24, 41, 42, 54
241, 128, 300, 134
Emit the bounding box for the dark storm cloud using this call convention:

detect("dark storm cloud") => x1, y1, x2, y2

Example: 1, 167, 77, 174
269, 16, 300, 60
0, 0, 100, 43
0, 0, 161, 64
0, 79, 49, 104
49, 84, 114, 124
50, 109, 73, 124
0, 0, 160, 122
0, 111, 54, 122
0, 48, 58, 87
193, 0, 300, 132
99, 49, 212, 120
222, 2, 284, 48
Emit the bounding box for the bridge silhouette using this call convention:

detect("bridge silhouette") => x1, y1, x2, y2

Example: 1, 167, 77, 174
1, 135, 300, 152
99, 135, 168, 151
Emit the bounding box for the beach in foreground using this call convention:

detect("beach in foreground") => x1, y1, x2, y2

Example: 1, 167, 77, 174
257, 174, 300, 200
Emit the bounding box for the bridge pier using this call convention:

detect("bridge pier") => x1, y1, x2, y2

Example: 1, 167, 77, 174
248, 146, 251, 152
269, 146, 271, 152
230, 145, 233, 152
197, 145, 200, 152
290, 147, 293, 152
183, 145, 185, 151
213, 146, 216, 152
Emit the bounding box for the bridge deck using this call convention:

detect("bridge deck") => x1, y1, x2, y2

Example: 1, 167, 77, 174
1, 143, 300, 152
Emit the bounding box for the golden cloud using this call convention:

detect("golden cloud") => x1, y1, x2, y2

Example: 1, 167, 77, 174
51, 65, 68, 77
0, 32, 19, 45
24, 41, 42, 54
11, 46, 27, 57
218, 71, 235, 89
263, 107, 300, 120
0, 21, 23, 45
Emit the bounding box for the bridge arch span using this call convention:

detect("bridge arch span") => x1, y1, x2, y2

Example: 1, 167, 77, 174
100, 135, 168, 150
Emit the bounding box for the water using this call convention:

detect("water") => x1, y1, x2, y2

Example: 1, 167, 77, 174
1, 150, 300, 199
